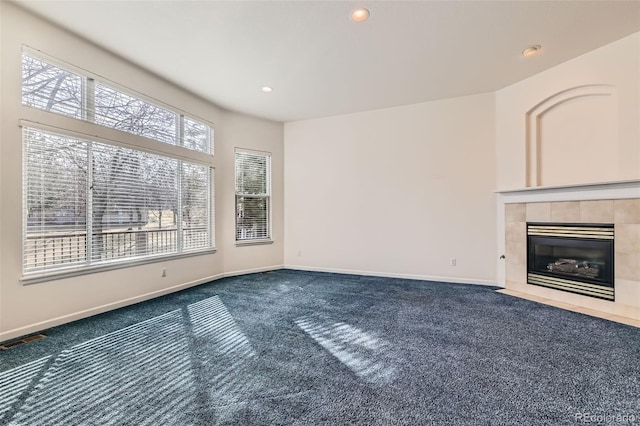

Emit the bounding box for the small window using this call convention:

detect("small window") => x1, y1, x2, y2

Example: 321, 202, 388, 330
235, 149, 271, 242
22, 53, 83, 119
184, 116, 212, 154
94, 82, 178, 145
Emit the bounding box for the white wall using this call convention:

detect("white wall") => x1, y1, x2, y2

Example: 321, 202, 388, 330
496, 32, 640, 190
284, 93, 497, 285
0, 3, 284, 341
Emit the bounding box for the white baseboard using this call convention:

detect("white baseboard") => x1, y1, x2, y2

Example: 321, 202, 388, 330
0, 273, 225, 343
1, 265, 286, 343
223, 264, 284, 278
284, 264, 498, 287
1, 263, 491, 342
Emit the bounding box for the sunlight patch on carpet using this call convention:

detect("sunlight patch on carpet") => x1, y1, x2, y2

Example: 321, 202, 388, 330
7, 310, 196, 426
188, 296, 256, 359
0, 356, 50, 421
188, 296, 258, 406
295, 315, 397, 385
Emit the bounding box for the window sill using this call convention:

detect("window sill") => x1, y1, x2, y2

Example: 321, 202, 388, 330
235, 239, 273, 247
21, 248, 217, 285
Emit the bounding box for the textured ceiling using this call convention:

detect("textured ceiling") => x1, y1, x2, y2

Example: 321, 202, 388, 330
14, 0, 640, 122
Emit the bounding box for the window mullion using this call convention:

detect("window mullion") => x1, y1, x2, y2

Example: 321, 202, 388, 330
208, 126, 214, 155
178, 114, 184, 147
210, 168, 215, 247
267, 155, 272, 239
177, 161, 183, 252
86, 141, 93, 265
85, 78, 95, 122
85, 76, 95, 265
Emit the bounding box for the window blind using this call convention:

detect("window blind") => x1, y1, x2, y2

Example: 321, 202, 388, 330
235, 149, 271, 241
23, 127, 214, 275
23, 128, 88, 271
90, 142, 179, 262
182, 162, 212, 251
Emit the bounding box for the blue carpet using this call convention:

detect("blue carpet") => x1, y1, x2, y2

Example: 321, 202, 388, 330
1, 270, 639, 425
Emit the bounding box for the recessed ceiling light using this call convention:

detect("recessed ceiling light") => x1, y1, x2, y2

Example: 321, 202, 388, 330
522, 45, 542, 57
351, 7, 370, 22
261, 86, 273, 93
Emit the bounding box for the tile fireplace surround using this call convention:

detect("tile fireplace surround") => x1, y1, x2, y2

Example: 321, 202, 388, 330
498, 180, 640, 323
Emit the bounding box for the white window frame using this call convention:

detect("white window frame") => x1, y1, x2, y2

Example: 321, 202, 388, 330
22, 46, 214, 155
20, 47, 216, 283
235, 148, 272, 246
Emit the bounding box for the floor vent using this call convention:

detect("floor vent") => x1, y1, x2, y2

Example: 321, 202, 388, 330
0, 333, 47, 350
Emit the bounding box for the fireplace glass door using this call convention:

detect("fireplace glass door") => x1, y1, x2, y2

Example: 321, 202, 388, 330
527, 223, 614, 300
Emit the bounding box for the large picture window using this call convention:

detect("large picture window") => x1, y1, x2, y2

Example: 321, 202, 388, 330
235, 149, 271, 242
23, 128, 213, 275
21, 50, 215, 279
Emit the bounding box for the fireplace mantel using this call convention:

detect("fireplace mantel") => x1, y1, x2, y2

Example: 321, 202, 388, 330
495, 179, 640, 202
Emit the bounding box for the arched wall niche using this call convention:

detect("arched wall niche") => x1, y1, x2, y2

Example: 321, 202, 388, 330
525, 85, 618, 187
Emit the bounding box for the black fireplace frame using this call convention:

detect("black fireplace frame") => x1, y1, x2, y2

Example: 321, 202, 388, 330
526, 222, 614, 301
